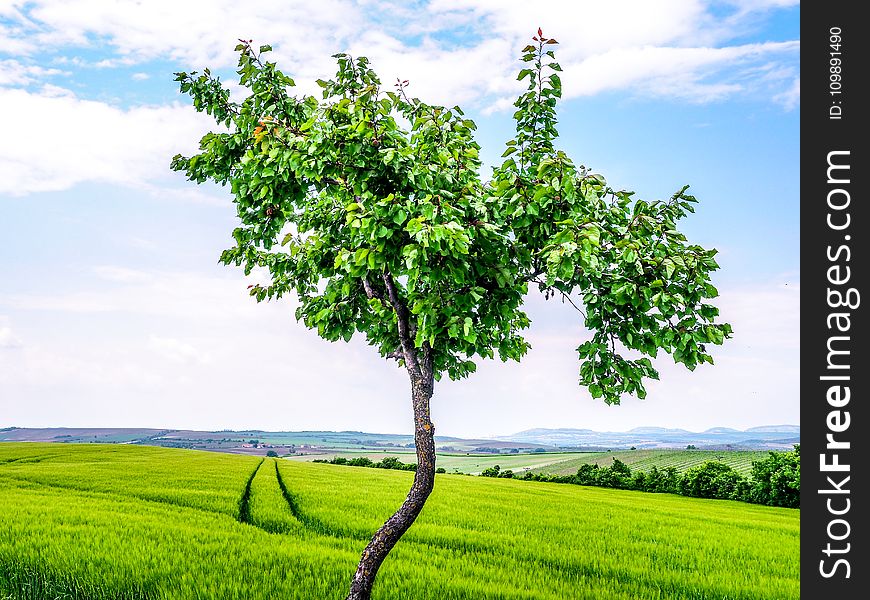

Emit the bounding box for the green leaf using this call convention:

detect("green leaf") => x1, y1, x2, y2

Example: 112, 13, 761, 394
171, 33, 730, 410
663, 258, 676, 279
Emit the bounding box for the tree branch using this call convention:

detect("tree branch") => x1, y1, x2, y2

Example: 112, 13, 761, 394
362, 277, 384, 300
521, 267, 545, 284
382, 271, 423, 379
532, 278, 587, 318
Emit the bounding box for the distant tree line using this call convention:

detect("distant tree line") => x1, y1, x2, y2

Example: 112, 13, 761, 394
313, 456, 448, 474
318, 446, 799, 508
481, 445, 800, 508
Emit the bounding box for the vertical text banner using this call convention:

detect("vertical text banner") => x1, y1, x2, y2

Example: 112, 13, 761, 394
802, 2, 868, 597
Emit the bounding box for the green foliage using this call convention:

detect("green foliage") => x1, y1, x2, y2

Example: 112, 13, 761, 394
594, 458, 632, 489
0, 444, 798, 599
518, 447, 799, 507
747, 445, 800, 508
526, 448, 770, 477
574, 463, 599, 485
171, 33, 730, 404
643, 466, 682, 494
480, 465, 501, 478
680, 461, 748, 501
374, 456, 404, 470
315, 455, 417, 472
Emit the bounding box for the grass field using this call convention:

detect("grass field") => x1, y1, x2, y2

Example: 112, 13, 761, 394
0, 443, 799, 600
288, 448, 773, 476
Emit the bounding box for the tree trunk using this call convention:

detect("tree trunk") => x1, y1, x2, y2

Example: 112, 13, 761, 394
345, 369, 436, 600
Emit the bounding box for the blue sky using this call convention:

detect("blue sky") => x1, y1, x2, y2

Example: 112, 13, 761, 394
0, 1, 799, 437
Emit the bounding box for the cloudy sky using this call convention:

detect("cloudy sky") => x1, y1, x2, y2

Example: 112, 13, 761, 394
0, 1, 799, 438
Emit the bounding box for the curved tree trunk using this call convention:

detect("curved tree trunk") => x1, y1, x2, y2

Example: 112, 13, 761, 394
345, 369, 436, 600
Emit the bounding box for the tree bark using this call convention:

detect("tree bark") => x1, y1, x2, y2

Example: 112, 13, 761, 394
346, 270, 436, 600
345, 369, 435, 600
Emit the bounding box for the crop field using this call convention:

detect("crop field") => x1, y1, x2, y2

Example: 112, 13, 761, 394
287, 450, 584, 474
290, 449, 772, 476
527, 449, 772, 476
0, 443, 798, 600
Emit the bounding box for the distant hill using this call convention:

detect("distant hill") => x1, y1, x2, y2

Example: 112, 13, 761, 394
745, 425, 801, 433
0, 427, 537, 455
629, 427, 692, 434
499, 425, 799, 450
0, 424, 799, 453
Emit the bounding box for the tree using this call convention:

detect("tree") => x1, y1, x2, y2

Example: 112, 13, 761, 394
748, 444, 800, 508
597, 458, 632, 489
480, 465, 501, 478
575, 463, 600, 486
681, 461, 747, 500
171, 30, 731, 600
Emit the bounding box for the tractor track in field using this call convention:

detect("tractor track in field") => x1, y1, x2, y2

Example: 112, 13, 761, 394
237, 458, 264, 525
273, 461, 352, 539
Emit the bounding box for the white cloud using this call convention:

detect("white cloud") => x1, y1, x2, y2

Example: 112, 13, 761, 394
346, 31, 516, 107
0, 87, 215, 195
93, 266, 154, 284
0, 326, 22, 349
131, 72, 150, 81
6, 0, 364, 67
430, 0, 709, 53
0, 273, 799, 435
0, 59, 64, 86
0, 316, 22, 349
0, 1, 798, 197
0, 265, 408, 430
434, 280, 799, 436
774, 76, 799, 111
2, 1, 799, 107
0, 342, 167, 390
725, 0, 799, 12
148, 335, 209, 364
0, 269, 260, 320
560, 41, 798, 102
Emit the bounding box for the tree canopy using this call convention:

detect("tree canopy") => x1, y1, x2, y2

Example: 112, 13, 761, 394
172, 32, 731, 405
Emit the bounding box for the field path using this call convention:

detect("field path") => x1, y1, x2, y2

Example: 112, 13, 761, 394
237, 457, 264, 524
273, 460, 350, 538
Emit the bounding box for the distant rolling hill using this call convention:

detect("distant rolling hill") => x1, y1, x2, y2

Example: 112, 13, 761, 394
0, 424, 799, 453
499, 425, 799, 450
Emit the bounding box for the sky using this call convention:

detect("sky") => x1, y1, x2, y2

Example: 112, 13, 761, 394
0, 0, 800, 438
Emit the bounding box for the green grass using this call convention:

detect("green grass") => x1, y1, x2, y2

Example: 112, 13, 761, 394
0, 443, 798, 600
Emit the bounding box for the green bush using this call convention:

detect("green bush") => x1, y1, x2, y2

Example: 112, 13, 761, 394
575, 464, 599, 486
681, 462, 747, 500
748, 445, 800, 508
480, 465, 501, 478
